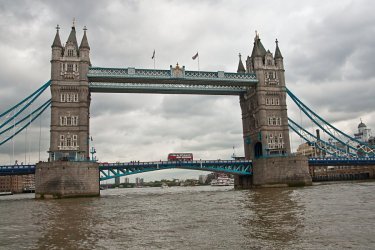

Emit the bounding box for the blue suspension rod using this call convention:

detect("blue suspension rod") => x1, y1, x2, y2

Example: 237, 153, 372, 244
286, 89, 360, 153
0, 80, 51, 119
0, 99, 51, 135
0, 100, 50, 146
286, 88, 374, 149
0, 81, 51, 130
288, 118, 355, 157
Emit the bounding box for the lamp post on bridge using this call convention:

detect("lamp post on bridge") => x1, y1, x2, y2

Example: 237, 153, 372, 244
90, 147, 96, 162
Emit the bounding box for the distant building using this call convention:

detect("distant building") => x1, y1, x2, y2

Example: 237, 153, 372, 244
135, 177, 144, 186
369, 137, 375, 146
115, 177, 120, 186
23, 174, 35, 192
296, 142, 324, 157
354, 120, 372, 142
0, 176, 24, 193
124, 177, 129, 184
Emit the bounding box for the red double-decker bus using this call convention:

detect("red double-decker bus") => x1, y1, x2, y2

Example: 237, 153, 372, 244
167, 153, 193, 161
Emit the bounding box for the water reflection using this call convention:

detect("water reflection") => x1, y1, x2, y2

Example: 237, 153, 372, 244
241, 188, 305, 249
35, 198, 101, 249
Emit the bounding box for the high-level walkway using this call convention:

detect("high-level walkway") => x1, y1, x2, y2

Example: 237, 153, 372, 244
88, 66, 258, 95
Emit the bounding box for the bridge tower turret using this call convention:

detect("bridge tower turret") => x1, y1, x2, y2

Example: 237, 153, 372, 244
49, 23, 91, 162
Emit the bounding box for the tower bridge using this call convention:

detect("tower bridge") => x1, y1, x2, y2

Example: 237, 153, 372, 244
1, 23, 373, 198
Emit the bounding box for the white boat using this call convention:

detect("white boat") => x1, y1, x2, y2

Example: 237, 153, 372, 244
161, 183, 169, 188
211, 176, 234, 186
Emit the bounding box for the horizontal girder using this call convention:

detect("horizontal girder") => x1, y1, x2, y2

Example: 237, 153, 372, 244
0, 165, 36, 175
308, 157, 375, 166
99, 160, 253, 181
89, 82, 247, 95
2, 158, 375, 177
87, 67, 257, 95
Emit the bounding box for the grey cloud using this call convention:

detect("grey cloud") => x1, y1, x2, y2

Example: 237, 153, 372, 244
0, 1, 374, 180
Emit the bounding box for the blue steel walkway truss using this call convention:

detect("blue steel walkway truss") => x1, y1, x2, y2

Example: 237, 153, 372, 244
2, 158, 375, 178
87, 67, 257, 95
99, 160, 253, 181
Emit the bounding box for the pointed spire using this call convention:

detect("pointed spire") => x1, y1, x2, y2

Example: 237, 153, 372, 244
251, 31, 267, 58
66, 22, 79, 51
237, 53, 246, 73
274, 39, 283, 59
51, 24, 62, 48
79, 26, 90, 49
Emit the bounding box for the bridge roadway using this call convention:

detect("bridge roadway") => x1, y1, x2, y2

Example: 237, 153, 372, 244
0, 160, 253, 181
2, 158, 375, 180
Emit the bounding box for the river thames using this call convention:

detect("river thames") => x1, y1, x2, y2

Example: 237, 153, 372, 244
0, 181, 374, 249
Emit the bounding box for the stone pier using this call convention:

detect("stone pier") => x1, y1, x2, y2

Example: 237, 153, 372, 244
35, 161, 99, 199
235, 155, 312, 189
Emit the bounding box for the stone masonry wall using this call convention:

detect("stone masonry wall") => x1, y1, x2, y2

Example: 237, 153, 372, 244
235, 155, 312, 189
35, 161, 99, 198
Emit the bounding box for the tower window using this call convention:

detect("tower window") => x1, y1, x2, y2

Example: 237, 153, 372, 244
67, 49, 74, 57
67, 64, 73, 72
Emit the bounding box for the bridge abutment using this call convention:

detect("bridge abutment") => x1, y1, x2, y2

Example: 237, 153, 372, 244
35, 161, 99, 199
235, 155, 312, 189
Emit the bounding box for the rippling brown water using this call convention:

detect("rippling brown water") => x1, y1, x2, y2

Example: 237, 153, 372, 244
0, 182, 374, 249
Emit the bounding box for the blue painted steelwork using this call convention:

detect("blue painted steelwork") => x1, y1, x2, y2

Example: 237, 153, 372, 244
1, 158, 374, 177
0, 165, 36, 175
0, 81, 51, 129
287, 88, 375, 157
0, 81, 52, 146
99, 160, 253, 181
0, 100, 51, 146
87, 67, 257, 95
288, 118, 356, 157
0, 80, 51, 119
309, 157, 375, 166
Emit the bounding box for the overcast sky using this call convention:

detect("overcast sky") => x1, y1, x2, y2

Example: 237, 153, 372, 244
0, 0, 374, 181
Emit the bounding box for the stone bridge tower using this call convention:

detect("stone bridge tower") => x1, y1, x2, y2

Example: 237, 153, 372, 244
49, 24, 91, 161
239, 34, 290, 160
35, 24, 99, 199
236, 34, 311, 188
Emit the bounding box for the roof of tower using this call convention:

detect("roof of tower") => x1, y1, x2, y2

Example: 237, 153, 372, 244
358, 121, 367, 128
237, 53, 246, 73
251, 32, 267, 58
79, 26, 90, 49
274, 39, 283, 59
66, 26, 79, 51
51, 25, 62, 48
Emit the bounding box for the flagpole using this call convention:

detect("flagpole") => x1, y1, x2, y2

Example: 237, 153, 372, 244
154, 57, 155, 69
